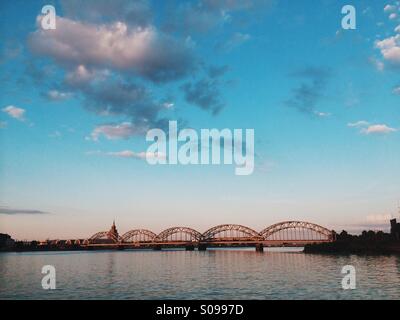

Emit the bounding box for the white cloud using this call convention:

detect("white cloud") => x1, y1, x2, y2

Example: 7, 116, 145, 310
375, 34, 400, 64
86, 149, 166, 160
348, 121, 397, 135
107, 150, 165, 160
361, 124, 397, 134
216, 32, 251, 52
107, 150, 139, 158
362, 7, 371, 15
384, 4, 397, 12
347, 121, 369, 128
162, 102, 174, 109
87, 122, 147, 141
393, 86, 400, 94
370, 57, 385, 71
29, 16, 194, 83
47, 90, 72, 101
314, 111, 331, 118
49, 131, 62, 138
2, 105, 26, 121
389, 12, 398, 20
65, 65, 110, 86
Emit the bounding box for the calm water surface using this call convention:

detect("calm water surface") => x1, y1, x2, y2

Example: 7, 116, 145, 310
0, 248, 399, 299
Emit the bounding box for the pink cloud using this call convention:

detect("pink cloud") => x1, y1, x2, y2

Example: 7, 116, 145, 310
361, 124, 397, 135
29, 16, 194, 83
2, 105, 26, 121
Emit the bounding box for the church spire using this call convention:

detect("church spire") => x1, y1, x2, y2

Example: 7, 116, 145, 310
108, 220, 119, 242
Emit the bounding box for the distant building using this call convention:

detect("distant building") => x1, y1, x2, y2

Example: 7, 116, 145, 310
390, 219, 400, 240
0, 233, 15, 249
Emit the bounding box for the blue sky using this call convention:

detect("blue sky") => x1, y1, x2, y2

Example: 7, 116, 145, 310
0, 0, 399, 240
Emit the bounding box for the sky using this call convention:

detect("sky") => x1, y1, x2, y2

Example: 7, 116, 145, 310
0, 0, 399, 240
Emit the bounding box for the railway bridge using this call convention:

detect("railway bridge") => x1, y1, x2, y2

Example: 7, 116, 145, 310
76, 221, 335, 252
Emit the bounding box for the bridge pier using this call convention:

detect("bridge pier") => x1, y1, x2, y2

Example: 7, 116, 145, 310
153, 245, 162, 251
198, 244, 207, 251
255, 243, 264, 252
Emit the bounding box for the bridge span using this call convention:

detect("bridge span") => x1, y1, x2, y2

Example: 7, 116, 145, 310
73, 221, 335, 252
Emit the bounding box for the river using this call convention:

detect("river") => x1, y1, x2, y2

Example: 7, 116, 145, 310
0, 248, 399, 299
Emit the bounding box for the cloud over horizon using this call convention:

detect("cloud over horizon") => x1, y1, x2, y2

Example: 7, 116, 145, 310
0, 207, 49, 215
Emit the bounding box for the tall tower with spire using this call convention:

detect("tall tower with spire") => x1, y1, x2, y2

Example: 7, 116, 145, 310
108, 220, 119, 242
390, 202, 400, 240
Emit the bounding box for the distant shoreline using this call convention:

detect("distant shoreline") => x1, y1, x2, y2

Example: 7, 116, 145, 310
304, 241, 400, 255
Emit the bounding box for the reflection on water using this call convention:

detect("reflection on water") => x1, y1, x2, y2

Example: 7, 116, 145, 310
0, 249, 399, 299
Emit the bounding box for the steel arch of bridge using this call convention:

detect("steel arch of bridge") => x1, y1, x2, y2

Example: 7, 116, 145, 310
155, 227, 203, 242
89, 231, 108, 240
88, 231, 120, 243
259, 221, 333, 240
121, 229, 157, 243
202, 224, 263, 241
